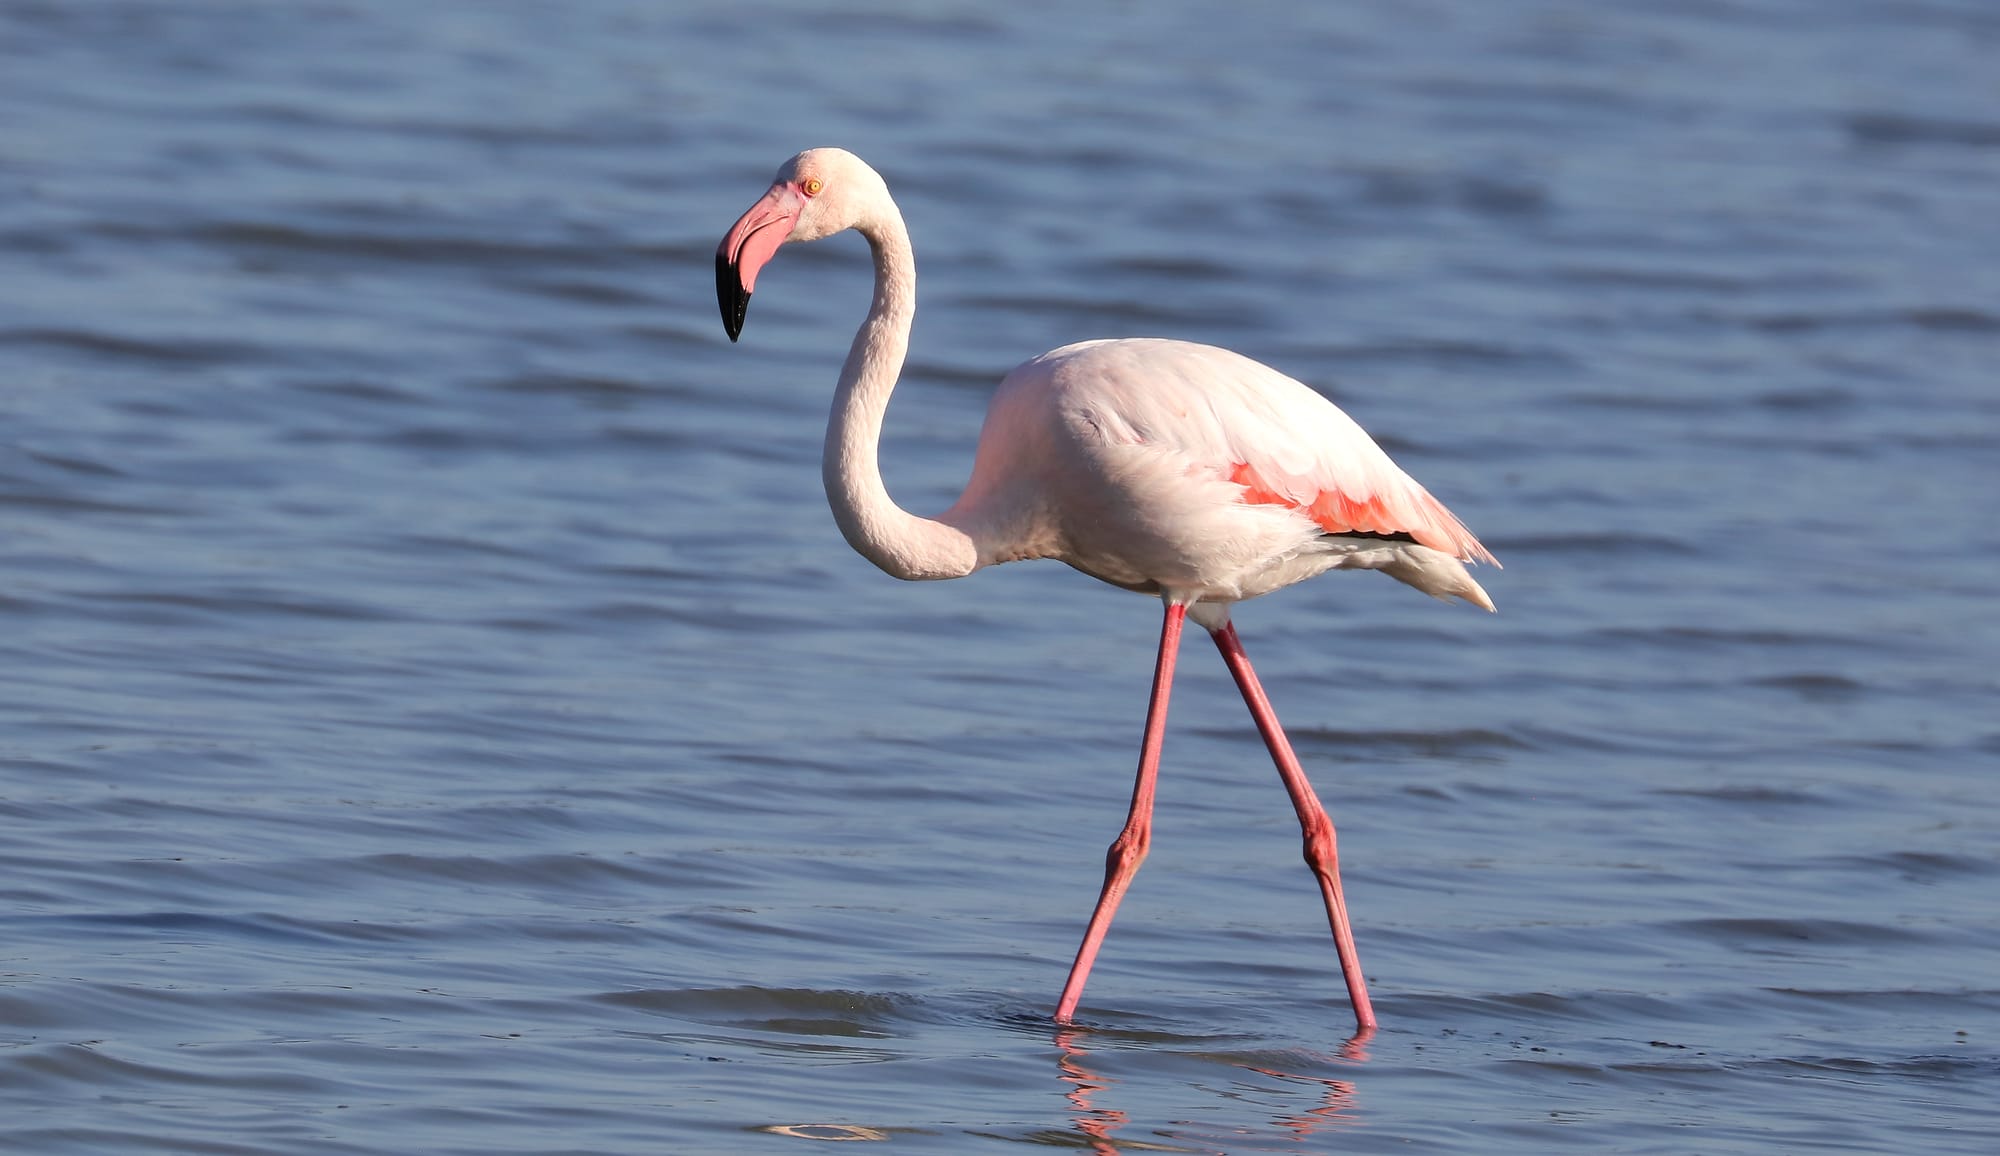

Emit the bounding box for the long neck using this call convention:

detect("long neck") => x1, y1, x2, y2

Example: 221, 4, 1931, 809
822, 202, 980, 581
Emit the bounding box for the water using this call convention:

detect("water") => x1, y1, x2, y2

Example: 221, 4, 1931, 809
2, 0, 1996, 1151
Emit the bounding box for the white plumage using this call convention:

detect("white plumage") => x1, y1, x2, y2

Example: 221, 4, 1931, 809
946, 336, 1496, 610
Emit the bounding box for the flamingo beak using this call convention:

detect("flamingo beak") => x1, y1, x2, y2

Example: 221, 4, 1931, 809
716, 182, 804, 342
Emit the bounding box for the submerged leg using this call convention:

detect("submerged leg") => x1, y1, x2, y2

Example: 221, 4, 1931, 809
1054, 601, 1187, 1024
1209, 621, 1377, 1032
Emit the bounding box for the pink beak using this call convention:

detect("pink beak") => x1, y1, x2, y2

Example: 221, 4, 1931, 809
715, 182, 804, 342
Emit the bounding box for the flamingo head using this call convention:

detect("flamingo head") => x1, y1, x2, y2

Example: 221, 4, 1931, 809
716, 148, 888, 342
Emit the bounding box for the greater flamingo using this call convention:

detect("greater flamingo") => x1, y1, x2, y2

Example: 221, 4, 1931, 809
716, 148, 1497, 1031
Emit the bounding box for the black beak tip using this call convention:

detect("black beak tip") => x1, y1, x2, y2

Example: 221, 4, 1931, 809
716, 252, 748, 343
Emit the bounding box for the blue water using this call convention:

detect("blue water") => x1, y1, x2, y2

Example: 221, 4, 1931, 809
3, 1, 1996, 1152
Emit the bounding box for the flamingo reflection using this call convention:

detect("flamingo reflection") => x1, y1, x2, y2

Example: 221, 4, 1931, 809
1052, 1024, 1374, 1150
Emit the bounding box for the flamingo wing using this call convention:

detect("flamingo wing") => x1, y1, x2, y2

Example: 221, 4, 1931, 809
1031, 340, 1497, 567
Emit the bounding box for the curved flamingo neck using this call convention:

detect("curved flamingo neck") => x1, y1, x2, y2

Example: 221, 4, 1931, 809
822, 198, 981, 582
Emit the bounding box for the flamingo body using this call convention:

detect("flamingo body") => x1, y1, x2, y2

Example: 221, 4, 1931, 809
716, 148, 1497, 1031
945, 337, 1495, 611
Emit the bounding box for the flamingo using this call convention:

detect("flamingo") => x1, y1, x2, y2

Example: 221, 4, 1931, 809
715, 148, 1497, 1031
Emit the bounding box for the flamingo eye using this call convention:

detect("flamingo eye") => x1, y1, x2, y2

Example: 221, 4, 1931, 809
801, 177, 824, 196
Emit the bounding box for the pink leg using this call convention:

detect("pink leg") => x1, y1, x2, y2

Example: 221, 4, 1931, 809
1209, 622, 1377, 1032
1054, 601, 1187, 1024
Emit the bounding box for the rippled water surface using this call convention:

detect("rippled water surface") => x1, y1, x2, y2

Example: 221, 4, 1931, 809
4, 1, 1997, 1152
